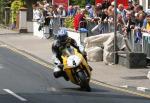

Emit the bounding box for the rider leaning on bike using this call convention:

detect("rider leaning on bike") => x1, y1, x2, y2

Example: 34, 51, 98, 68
52, 28, 89, 80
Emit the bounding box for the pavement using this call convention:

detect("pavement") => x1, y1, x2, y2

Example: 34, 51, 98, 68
0, 28, 150, 94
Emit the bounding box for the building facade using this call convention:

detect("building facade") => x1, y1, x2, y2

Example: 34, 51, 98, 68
139, 0, 150, 11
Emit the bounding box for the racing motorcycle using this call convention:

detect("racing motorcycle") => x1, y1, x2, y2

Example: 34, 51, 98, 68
55, 46, 92, 91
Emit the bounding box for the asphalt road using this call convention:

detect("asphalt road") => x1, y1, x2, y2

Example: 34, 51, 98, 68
0, 47, 150, 103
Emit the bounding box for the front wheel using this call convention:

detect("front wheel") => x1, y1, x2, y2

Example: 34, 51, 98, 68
77, 71, 91, 92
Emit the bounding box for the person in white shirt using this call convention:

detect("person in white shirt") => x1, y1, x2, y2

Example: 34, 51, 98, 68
57, 5, 66, 27
43, 0, 49, 11
33, 4, 42, 21
57, 5, 66, 17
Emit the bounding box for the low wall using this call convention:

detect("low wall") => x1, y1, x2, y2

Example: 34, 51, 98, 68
67, 29, 88, 45
142, 32, 150, 59
67, 30, 81, 45
33, 21, 49, 38
27, 21, 33, 32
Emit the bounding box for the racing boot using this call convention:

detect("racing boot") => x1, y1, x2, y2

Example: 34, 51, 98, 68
62, 71, 69, 81
53, 64, 69, 81
88, 65, 93, 71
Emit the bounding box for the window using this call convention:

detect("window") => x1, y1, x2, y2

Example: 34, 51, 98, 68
148, 0, 150, 9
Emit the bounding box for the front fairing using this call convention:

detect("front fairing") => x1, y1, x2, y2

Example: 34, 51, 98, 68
61, 46, 82, 68
61, 46, 91, 84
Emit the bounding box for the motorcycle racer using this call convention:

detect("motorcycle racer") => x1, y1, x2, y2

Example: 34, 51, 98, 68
52, 28, 87, 80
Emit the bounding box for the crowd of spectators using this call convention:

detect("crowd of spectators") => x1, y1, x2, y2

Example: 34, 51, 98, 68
32, 0, 150, 36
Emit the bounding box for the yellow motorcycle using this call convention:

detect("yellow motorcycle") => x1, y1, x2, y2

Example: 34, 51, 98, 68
61, 46, 92, 91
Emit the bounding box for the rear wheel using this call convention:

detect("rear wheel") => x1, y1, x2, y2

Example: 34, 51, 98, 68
77, 71, 91, 92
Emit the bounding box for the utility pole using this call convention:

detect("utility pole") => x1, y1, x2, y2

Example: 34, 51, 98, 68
114, 0, 118, 64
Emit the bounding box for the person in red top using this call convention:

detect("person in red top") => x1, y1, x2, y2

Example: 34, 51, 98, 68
74, 9, 87, 31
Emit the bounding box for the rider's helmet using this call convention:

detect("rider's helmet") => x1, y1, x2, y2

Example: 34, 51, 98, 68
56, 28, 68, 43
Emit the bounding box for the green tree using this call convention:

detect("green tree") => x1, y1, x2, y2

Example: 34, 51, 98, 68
64, 17, 74, 29
0, 0, 20, 24
10, 0, 24, 23
0, 0, 5, 23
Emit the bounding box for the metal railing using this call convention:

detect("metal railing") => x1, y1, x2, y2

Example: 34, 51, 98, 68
36, 15, 150, 59
86, 19, 114, 36
142, 33, 150, 59
128, 29, 150, 59
46, 16, 115, 37
85, 19, 150, 59
128, 30, 142, 52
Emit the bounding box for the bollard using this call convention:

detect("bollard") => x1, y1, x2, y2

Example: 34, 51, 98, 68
5, 7, 10, 26
79, 28, 88, 45
19, 7, 27, 33
147, 71, 150, 79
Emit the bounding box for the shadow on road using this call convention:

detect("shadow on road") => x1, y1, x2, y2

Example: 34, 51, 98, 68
0, 91, 148, 103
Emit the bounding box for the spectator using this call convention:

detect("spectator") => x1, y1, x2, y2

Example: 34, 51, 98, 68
43, 0, 49, 11
36, 1, 44, 9
143, 10, 150, 33
101, 0, 111, 10
127, 0, 134, 11
74, 9, 87, 31
68, 5, 75, 16
51, 5, 60, 35
106, 6, 114, 32
52, 4, 58, 15
135, 12, 145, 28
117, 14, 125, 25
117, 4, 126, 20
111, 1, 115, 7
73, 5, 80, 15
91, 8, 109, 35
96, 3, 102, 10
37, 0, 50, 26
85, 4, 94, 18
46, 6, 53, 37
101, 9, 109, 22
46, 6, 53, 17
107, 5, 114, 18
46, 6, 53, 23
134, 5, 144, 13
93, 3, 103, 18
117, 14, 125, 33
123, 11, 135, 35
33, 4, 42, 21
57, 5, 66, 27
57, 5, 66, 17
135, 12, 145, 42
101, 8, 110, 33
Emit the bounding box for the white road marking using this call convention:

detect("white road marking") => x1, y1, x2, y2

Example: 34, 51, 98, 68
47, 87, 57, 92
0, 44, 7, 47
0, 64, 3, 69
137, 87, 148, 92
120, 85, 128, 88
3, 89, 27, 102
51, 87, 57, 92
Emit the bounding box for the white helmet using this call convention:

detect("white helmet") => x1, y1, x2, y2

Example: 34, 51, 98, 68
56, 28, 68, 42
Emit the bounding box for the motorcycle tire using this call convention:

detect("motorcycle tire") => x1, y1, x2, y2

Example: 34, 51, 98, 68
77, 71, 91, 92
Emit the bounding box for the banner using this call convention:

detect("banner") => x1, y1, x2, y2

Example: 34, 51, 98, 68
95, 0, 128, 7
52, 0, 69, 10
